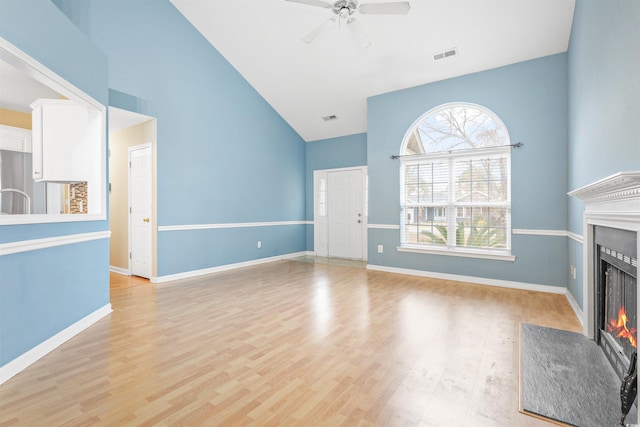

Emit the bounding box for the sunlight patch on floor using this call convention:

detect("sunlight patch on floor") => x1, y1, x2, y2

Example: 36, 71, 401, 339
291, 255, 366, 269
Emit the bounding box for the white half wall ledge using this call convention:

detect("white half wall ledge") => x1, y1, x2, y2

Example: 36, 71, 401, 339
0, 304, 112, 385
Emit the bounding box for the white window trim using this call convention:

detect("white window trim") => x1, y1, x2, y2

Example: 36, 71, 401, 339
397, 244, 516, 261
398, 103, 512, 258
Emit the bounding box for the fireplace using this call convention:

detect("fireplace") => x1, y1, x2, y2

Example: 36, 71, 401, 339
569, 171, 640, 422
594, 225, 637, 379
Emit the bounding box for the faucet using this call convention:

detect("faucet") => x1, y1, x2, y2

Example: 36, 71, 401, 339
0, 188, 31, 214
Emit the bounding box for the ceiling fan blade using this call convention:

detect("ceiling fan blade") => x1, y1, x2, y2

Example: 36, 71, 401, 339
347, 18, 371, 49
358, 1, 410, 15
302, 18, 335, 44
285, 0, 333, 9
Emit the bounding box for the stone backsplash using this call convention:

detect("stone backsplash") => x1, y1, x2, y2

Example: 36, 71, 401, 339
69, 181, 88, 214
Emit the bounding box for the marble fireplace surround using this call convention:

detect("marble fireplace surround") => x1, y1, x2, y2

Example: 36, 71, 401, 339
568, 171, 640, 340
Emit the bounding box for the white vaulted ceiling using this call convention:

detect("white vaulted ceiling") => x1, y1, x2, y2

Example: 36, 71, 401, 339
171, 0, 575, 142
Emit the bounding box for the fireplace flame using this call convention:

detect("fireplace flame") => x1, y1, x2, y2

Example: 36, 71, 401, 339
607, 306, 637, 348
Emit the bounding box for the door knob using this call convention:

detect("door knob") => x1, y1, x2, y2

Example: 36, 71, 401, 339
143, 218, 150, 222
358, 219, 361, 223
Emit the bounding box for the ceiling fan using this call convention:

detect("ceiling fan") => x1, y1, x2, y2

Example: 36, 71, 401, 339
286, 0, 411, 48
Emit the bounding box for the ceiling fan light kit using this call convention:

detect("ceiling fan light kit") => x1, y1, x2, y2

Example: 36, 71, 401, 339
286, 0, 410, 48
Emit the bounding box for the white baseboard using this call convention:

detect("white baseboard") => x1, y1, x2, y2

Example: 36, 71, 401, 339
0, 304, 112, 385
366, 263, 569, 294
564, 290, 584, 327
109, 265, 129, 275
151, 251, 309, 284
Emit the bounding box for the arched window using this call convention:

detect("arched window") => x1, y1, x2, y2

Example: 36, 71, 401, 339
399, 103, 512, 257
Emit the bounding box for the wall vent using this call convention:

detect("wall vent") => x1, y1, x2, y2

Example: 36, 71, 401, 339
433, 48, 457, 61
322, 115, 338, 121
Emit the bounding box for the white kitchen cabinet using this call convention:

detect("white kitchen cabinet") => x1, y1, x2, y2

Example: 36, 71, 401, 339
31, 99, 89, 182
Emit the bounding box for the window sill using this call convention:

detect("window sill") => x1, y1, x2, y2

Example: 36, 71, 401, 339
397, 245, 516, 262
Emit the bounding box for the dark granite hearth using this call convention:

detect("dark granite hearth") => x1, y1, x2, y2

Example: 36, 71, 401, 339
521, 323, 637, 427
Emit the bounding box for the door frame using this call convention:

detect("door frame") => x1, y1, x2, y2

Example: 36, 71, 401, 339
313, 166, 368, 260
127, 142, 152, 278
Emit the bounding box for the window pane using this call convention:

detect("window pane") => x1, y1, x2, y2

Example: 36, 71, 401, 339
488, 158, 508, 202
455, 207, 508, 248
472, 207, 489, 226
431, 162, 448, 203
492, 228, 507, 248
456, 207, 470, 227
488, 208, 508, 228
403, 207, 417, 243
404, 206, 448, 246
418, 220, 448, 245
418, 166, 431, 203
456, 225, 506, 248
454, 160, 470, 202
405, 161, 448, 204
407, 105, 508, 154
471, 159, 490, 180
455, 158, 508, 203
404, 164, 419, 205
433, 183, 447, 202
473, 181, 489, 203
456, 181, 471, 203
455, 225, 483, 248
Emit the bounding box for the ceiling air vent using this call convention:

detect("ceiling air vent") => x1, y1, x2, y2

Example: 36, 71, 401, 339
322, 115, 338, 121
433, 48, 458, 61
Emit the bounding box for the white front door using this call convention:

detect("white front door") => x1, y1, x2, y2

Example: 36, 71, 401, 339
129, 144, 152, 278
327, 168, 364, 259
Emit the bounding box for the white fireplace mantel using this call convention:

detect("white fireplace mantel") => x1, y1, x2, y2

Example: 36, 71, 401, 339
568, 171, 640, 338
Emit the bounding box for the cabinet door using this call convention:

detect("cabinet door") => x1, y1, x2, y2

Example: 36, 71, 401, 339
32, 99, 88, 182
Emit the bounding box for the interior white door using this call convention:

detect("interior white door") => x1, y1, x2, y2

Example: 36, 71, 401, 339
129, 144, 152, 278
328, 169, 364, 259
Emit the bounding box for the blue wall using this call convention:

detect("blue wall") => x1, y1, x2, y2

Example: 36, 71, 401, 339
567, 0, 640, 306
367, 54, 569, 287
305, 133, 367, 250
0, 240, 110, 363
55, 0, 307, 277
0, 0, 109, 367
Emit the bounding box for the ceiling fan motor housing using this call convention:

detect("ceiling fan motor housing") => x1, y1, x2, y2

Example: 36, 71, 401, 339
332, 0, 358, 18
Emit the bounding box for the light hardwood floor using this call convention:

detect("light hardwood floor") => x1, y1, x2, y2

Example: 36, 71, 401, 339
0, 260, 581, 426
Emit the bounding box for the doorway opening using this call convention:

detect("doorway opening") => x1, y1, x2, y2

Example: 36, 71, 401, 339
108, 107, 156, 280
